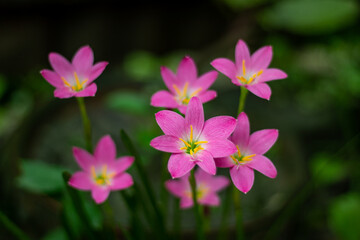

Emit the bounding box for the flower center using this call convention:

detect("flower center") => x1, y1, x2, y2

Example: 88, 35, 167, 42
179, 125, 208, 157
236, 60, 263, 85
61, 72, 88, 92
230, 145, 256, 165
91, 165, 116, 186
184, 183, 209, 200
173, 82, 202, 105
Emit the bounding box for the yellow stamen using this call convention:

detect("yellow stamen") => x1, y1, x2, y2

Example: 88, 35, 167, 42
61, 77, 72, 87
230, 155, 238, 163
189, 88, 202, 98
105, 179, 111, 185
91, 166, 97, 179
107, 172, 117, 179
190, 149, 194, 156
190, 125, 193, 142
257, 69, 263, 77
179, 138, 191, 147
182, 82, 189, 96
73, 72, 82, 90
180, 147, 187, 150
194, 141, 208, 145
96, 179, 104, 185
173, 84, 182, 96
242, 59, 246, 76
236, 76, 248, 84
242, 154, 256, 161
101, 165, 107, 177
236, 145, 241, 157
193, 146, 203, 154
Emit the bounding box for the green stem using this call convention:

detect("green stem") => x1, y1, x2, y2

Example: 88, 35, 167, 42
0, 210, 31, 240
189, 169, 205, 240
76, 97, 92, 152
238, 87, 248, 115
217, 187, 231, 240
173, 198, 181, 240
233, 186, 245, 240
120, 130, 166, 239
160, 153, 169, 217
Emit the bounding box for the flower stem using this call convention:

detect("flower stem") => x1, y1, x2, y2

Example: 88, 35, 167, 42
189, 169, 205, 240
76, 97, 92, 152
238, 87, 248, 115
217, 186, 231, 240
0, 210, 31, 240
173, 198, 181, 240
233, 186, 245, 240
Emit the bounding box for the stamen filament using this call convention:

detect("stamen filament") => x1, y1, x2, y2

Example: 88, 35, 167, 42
242, 60, 246, 76
61, 77, 72, 87
173, 84, 182, 96
179, 138, 191, 147
230, 155, 238, 163
189, 88, 202, 98
236, 145, 241, 157
74, 72, 82, 90
242, 154, 256, 161
182, 82, 189, 97
91, 166, 97, 179
194, 141, 208, 145
190, 125, 193, 142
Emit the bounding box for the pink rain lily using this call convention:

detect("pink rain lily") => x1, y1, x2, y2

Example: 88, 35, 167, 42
215, 113, 278, 193
40, 45, 108, 98
68, 135, 134, 204
150, 96, 237, 178
151, 56, 218, 114
165, 168, 229, 208
211, 39, 287, 100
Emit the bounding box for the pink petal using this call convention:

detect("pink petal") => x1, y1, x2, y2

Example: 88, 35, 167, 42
177, 56, 197, 83
209, 175, 230, 192
54, 87, 75, 98
210, 58, 236, 81
202, 116, 236, 139
73, 147, 95, 171
251, 46, 272, 71
205, 139, 237, 158
185, 97, 204, 138
247, 129, 278, 155
235, 39, 251, 68
193, 71, 218, 91
155, 110, 185, 137
89, 61, 108, 83
197, 90, 217, 104
91, 187, 110, 204
168, 153, 195, 178
195, 150, 216, 175
160, 66, 178, 94
74, 83, 97, 97
151, 90, 178, 108
112, 156, 134, 173
247, 155, 277, 178
231, 112, 250, 150
180, 197, 193, 208
49, 52, 74, 78
247, 83, 272, 100
40, 69, 63, 87
178, 106, 187, 115
230, 166, 254, 194
72, 45, 94, 75
94, 135, 116, 164
110, 173, 133, 190
258, 68, 287, 83
68, 172, 93, 190
199, 193, 220, 206
165, 180, 187, 198
150, 135, 183, 153
214, 157, 235, 168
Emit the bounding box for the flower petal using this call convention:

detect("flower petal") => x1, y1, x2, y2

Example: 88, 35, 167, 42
246, 155, 277, 178
72, 45, 94, 75
155, 110, 185, 137
94, 135, 116, 164
74, 83, 97, 97
54, 87, 75, 98
49, 52, 74, 78
199, 193, 220, 206
258, 68, 287, 83
113, 156, 134, 173
177, 56, 197, 83
197, 90, 217, 104
180, 197, 193, 208
89, 61, 108, 83
168, 153, 195, 178
230, 166, 254, 193
195, 150, 216, 175
247, 129, 278, 155
235, 39, 251, 68
68, 172, 93, 190
231, 112, 250, 150
202, 116, 236, 139
150, 135, 183, 153
165, 180, 188, 198
210, 176, 230, 192
251, 46, 272, 71
210, 58, 236, 81
193, 71, 218, 91
205, 139, 237, 158
247, 83, 272, 100
73, 147, 95, 171
214, 157, 235, 168
160, 66, 178, 94
40, 69, 63, 87
185, 97, 204, 137
91, 187, 110, 204
110, 173, 134, 190
151, 90, 178, 108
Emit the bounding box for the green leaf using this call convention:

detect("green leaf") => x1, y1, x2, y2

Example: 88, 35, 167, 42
17, 160, 67, 194
42, 228, 67, 240
310, 153, 346, 186
106, 91, 149, 115
329, 193, 360, 240
259, 0, 359, 35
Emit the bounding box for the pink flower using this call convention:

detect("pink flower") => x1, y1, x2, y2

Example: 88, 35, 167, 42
211, 39, 287, 100
40, 45, 108, 98
151, 56, 218, 114
150, 96, 237, 178
165, 168, 229, 208
68, 135, 134, 204
215, 113, 278, 193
